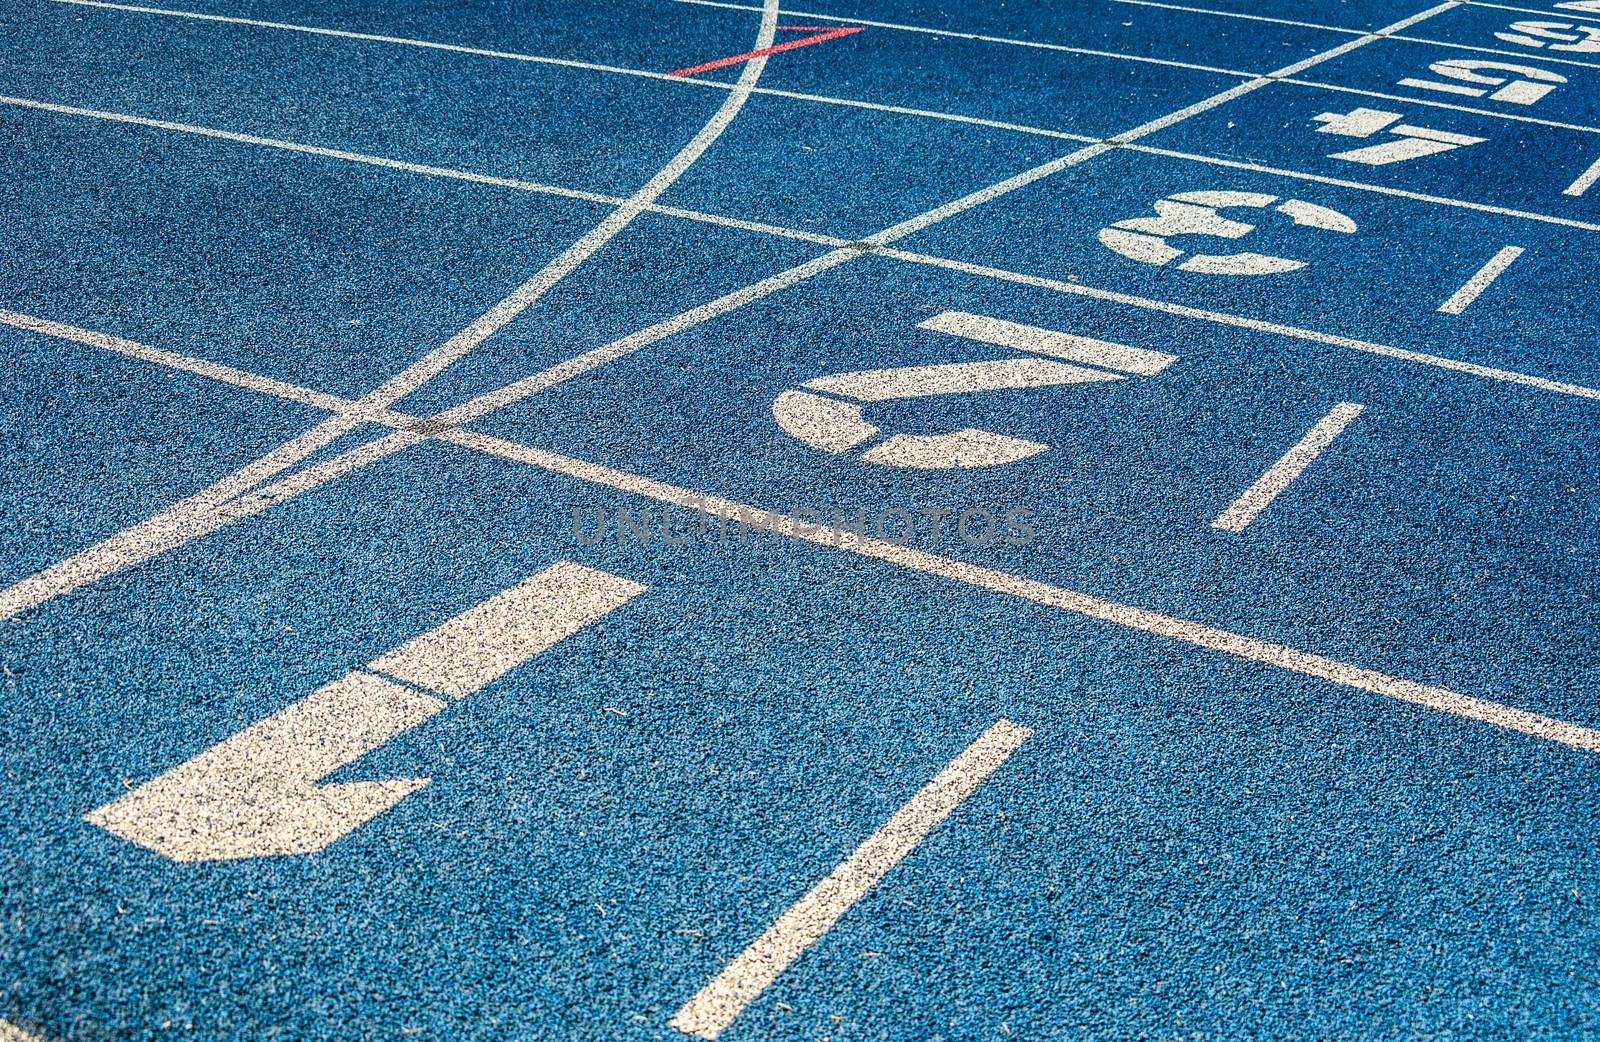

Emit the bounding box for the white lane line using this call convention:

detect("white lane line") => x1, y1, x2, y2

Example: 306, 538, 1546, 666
14, 314, 1600, 755
14, 96, 1600, 369
45, 0, 1599, 142
1563, 154, 1600, 197
668, 0, 1258, 76
1112, 0, 1366, 33
449, 428, 1600, 755
0, 309, 350, 412
0, 0, 779, 623
49, 0, 1259, 79
1438, 245, 1524, 315
1116, 0, 1600, 73
0, 1, 1461, 622
1211, 402, 1365, 533
0, 95, 845, 249
670, 720, 1033, 1040
87, 562, 646, 861
45, 0, 695, 84
17, 89, 1600, 238
340, 0, 779, 412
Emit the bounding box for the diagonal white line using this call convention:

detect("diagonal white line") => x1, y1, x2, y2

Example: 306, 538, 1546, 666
1111, 0, 1367, 34
9, 97, 1599, 403
670, 720, 1033, 1039
45, 0, 1259, 79
47, 0, 1600, 142
9, 311, 1600, 756
1211, 402, 1365, 532
11, 90, 1600, 236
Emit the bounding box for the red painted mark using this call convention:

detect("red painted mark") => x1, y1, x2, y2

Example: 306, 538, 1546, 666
668, 25, 865, 77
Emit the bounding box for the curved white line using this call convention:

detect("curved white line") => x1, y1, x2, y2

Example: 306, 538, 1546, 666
0, 0, 781, 622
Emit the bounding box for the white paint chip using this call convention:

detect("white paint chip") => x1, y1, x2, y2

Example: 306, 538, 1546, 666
671, 720, 1032, 1039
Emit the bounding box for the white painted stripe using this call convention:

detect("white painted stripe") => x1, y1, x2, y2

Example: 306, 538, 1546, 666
446, 427, 1600, 754
11, 315, 1598, 754
18, 90, 1597, 238
51, 0, 1261, 79
12, 100, 1600, 396
87, 562, 645, 860
0, 1021, 51, 1042
670, 720, 1032, 1039
1438, 246, 1524, 315
1563, 154, 1600, 197
0, 309, 350, 412
368, 562, 646, 698
36, 0, 1593, 146
669, 0, 1259, 76
1211, 402, 1365, 533
918, 309, 1177, 375
0, 95, 846, 249
18, 41, 1600, 239
1111, 0, 1366, 34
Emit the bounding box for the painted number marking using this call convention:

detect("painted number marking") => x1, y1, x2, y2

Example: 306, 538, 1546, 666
1398, 59, 1567, 105
773, 311, 1175, 469
1098, 190, 1355, 275
87, 562, 646, 861
1495, 20, 1600, 52
1312, 107, 1485, 166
